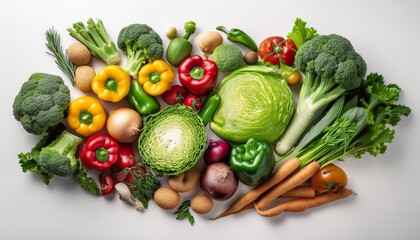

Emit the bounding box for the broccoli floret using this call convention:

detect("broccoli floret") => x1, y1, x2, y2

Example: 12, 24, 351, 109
211, 44, 243, 72
13, 73, 70, 135
36, 130, 82, 177
275, 34, 367, 155
117, 24, 164, 77
67, 18, 121, 65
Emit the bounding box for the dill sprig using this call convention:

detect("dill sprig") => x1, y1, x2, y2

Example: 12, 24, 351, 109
124, 159, 161, 209
45, 27, 76, 85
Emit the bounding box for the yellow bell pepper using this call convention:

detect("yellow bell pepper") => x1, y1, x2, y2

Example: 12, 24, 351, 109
138, 60, 175, 96
68, 96, 107, 137
92, 65, 130, 102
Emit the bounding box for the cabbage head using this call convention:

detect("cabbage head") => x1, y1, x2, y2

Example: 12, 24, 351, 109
138, 104, 206, 175
210, 65, 294, 144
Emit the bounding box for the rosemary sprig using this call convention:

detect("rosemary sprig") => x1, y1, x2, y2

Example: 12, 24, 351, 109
45, 27, 76, 85
174, 200, 194, 225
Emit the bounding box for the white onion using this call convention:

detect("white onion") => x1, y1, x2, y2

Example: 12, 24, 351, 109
106, 108, 142, 143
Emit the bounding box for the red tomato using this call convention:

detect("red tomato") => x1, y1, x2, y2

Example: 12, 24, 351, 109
259, 36, 297, 66
99, 173, 115, 196
310, 164, 348, 193
111, 165, 146, 184
162, 85, 188, 105
183, 94, 202, 111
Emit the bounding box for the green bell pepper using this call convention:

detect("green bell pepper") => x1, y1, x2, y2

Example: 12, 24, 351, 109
230, 138, 275, 186
126, 80, 160, 116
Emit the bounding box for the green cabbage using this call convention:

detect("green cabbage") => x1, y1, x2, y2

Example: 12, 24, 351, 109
210, 65, 294, 144
138, 104, 206, 175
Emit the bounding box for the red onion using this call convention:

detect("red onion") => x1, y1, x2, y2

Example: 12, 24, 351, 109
200, 162, 238, 201
203, 140, 231, 165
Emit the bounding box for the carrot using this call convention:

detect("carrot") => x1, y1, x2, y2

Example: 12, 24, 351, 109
210, 157, 301, 220
255, 161, 320, 210
278, 186, 316, 198
255, 188, 355, 217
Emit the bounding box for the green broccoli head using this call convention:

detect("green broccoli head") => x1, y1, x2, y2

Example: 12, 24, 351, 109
295, 34, 367, 89
13, 73, 70, 135
36, 131, 82, 177
211, 44, 244, 72
117, 24, 164, 77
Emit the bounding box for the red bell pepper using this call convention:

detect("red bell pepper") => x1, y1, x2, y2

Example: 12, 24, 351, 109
79, 133, 119, 171
258, 36, 297, 66
179, 55, 218, 96
115, 143, 137, 169
99, 173, 115, 196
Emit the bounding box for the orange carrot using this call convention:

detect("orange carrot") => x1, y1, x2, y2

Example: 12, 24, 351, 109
255, 188, 355, 217
210, 157, 301, 220
255, 161, 320, 210
278, 186, 316, 198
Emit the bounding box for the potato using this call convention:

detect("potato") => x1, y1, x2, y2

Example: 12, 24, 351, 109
168, 167, 200, 193
196, 31, 223, 54
154, 187, 180, 210
191, 194, 213, 214
75, 66, 95, 93
67, 43, 91, 66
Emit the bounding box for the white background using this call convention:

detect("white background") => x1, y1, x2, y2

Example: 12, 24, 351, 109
1, 0, 419, 239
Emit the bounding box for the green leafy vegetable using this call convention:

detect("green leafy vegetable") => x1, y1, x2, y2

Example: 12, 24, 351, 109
275, 34, 367, 155
13, 73, 71, 135
18, 123, 65, 184
174, 200, 194, 225
45, 28, 76, 85
280, 73, 411, 168
210, 65, 294, 144
117, 24, 163, 77
17, 123, 100, 196
287, 18, 319, 49
138, 104, 206, 175
74, 160, 101, 196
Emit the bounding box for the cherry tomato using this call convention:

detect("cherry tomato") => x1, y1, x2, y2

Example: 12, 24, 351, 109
183, 94, 202, 111
162, 85, 188, 105
310, 164, 348, 193
285, 71, 301, 86
259, 36, 297, 66
99, 173, 115, 196
111, 165, 146, 183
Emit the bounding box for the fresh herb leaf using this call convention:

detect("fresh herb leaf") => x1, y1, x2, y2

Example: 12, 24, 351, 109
287, 18, 319, 49
18, 152, 53, 185
174, 200, 194, 226
45, 27, 76, 85
74, 160, 100, 196
126, 160, 161, 209
17, 123, 66, 185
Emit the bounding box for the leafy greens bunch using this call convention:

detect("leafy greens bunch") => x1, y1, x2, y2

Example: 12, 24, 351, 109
280, 73, 411, 168
275, 33, 367, 155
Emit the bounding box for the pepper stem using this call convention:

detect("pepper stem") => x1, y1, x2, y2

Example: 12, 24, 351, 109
79, 110, 93, 125
190, 67, 204, 80
105, 78, 119, 92
95, 147, 109, 162
216, 26, 229, 34
244, 138, 258, 160
148, 71, 161, 84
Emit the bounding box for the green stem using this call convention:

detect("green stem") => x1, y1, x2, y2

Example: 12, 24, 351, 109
95, 147, 109, 162
148, 72, 161, 84
105, 78, 118, 92
190, 67, 204, 80
79, 110, 93, 125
